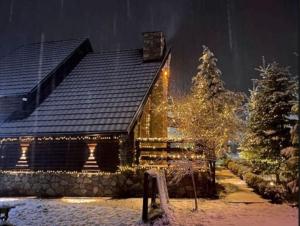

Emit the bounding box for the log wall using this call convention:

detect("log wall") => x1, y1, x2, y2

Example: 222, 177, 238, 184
0, 139, 121, 172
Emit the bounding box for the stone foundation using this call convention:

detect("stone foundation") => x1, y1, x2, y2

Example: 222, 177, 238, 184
0, 169, 214, 198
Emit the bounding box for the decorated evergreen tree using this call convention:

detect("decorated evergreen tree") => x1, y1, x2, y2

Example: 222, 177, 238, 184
172, 46, 245, 157
192, 46, 244, 156
240, 62, 298, 182
170, 46, 245, 192
171, 46, 245, 189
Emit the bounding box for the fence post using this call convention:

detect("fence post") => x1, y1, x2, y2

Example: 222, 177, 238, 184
142, 172, 149, 222
212, 160, 216, 192
162, 170, 169, 203
151, 177, 157, 208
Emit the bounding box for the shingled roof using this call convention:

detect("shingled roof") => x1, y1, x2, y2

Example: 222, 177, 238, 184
0, 39, 86, 97
0, 46, 168, 137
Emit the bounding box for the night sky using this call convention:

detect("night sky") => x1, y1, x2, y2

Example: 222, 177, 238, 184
0, 0, 298, 95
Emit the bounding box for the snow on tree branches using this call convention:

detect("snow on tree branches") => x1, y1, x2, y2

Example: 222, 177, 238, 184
240, 62, 298, 183
171, 46, 245, 157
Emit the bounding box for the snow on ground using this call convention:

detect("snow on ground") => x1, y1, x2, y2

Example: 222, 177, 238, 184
0, 169, 298, 226
170, 199, 298, 226
0, 197, 141, 226
0, 197, 298, 226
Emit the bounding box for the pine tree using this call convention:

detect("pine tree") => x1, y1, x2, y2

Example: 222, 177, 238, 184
281, 123, 299, 197
192, 45, 225, 101
280, 100, 299, 198
240, 62, 297, 182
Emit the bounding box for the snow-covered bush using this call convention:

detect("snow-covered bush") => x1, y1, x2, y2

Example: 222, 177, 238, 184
226, 160, 289, 203
262, 183, 286, 203
226, 160, 251, 179
243, 172, 286, 203
243, 172, 265, 190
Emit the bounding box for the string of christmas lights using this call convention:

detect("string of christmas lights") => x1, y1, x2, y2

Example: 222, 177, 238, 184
0, 135, 120, 143
140, 153, 208, 160
136, 137, 196, 142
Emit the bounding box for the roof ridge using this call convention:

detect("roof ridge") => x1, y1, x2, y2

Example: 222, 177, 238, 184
0, 37, 89, 62
94, 48, 142, 54
20, 37, 89, 46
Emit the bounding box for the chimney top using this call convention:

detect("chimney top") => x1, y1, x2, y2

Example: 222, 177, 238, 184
142, 31, 166, 62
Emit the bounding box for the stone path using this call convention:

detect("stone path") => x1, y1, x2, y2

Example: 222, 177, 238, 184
216, 167, 267, 203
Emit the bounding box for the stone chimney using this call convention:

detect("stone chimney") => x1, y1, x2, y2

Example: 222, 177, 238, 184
142, 31, 166, 62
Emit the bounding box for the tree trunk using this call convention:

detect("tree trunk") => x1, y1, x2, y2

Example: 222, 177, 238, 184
191, 170, 198, 211
275, 172, 280, 184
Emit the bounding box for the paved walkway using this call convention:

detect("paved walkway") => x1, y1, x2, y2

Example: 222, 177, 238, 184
216, 167, 267, 203
167, 167, 297, 226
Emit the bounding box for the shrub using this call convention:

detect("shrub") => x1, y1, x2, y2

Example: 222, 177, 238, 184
237, 165, 250, 179
285, 179, 299, 204
226, 160, 290, 203
256, 181, 268, 194
222, 158, 232, 167
226, 160, 251, 179
262, 184, 286, 203
227, 161, 239, 174
244, 172, 265, 191
243, 172, 286, 203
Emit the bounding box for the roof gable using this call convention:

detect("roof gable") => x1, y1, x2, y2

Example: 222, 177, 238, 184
0, 39, 86, 97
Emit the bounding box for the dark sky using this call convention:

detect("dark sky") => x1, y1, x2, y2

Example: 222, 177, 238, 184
0, 0, 298, 95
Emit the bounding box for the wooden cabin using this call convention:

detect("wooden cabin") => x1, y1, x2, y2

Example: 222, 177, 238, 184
0, 32, 170, 172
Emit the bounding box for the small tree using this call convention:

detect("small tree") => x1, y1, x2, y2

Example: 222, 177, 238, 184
240, 62, 298, 182
170, 46, 245, 194
168, 157, 209, 211
172, 46, 245, 157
